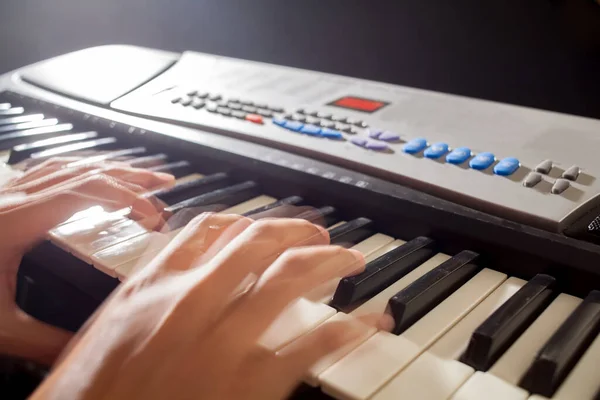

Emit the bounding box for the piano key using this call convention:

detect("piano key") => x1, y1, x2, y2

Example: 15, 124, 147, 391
0, 103, 10, 110
128, 153, 168, 168
0, 124, 74, 149
294, 205, 337, 227
148, 160, 191, 177
550, 333, 600, 400
330, 236, 436, 309
220, 195, 276, 214
319, 269, 507, 400
258, 298, 336, 351
29, 137, 117, 161
0, 114, 44, 126
304, 312, 377, 386
67, 147, 147, 167
428, 277, 525, 360
305, 233, 395, 303
164, 181, 259, 214
488, 293, 581, 385
451, 371, 529, 400
371, 352, 473, 400
149, 172, 229, 204
363, 239, 405, 263
0, 118, 58, 134
241, 195, 303, 217
386, 250, 480, 335
520, 290, 600, 397
461, 274, 556, 371
0, 107, 24, 116
351, 252, 450, 318
92, 229, 179, 276
8, 131, 99, 164
328, 218, 373, 245
328, 221, 347, 230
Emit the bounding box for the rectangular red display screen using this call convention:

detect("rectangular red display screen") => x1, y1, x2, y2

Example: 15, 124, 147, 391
329, 96, 388, 113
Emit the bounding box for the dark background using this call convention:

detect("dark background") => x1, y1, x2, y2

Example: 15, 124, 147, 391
1, 0, 599, 119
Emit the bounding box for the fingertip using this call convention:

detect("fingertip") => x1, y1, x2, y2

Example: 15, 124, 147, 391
316, 224, 330, 243
348, 248, 364, 265
378, 313, 395, 332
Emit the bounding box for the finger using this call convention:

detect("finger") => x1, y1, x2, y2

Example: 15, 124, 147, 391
147, 213, 253, 275
215, 246, 364, 348
10, 157, 86, 185
4, 174, 161, 249
181, 218, 330, 310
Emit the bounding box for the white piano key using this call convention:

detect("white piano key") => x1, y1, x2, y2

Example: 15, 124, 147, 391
258, 298, 336, 352
320, 268, 506, 400
364, 239, 405, 263
488, 293, 582, 385
304, 312, 377, 386
220, 195, 276, 215
428, 277, 525, 360
92, 229, 179, 276
550, 330, 600, 400
305, 233, 395, 303
328, 221, 347, 230
451, 371, 529, 400
528, 396, 548, 400
351, 252, 450, 318
371, 352, 473, 400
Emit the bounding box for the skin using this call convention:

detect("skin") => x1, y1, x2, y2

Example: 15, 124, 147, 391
1, 156, 389, 399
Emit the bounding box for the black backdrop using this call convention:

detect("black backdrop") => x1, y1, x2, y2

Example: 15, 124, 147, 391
1, 0, 599, 119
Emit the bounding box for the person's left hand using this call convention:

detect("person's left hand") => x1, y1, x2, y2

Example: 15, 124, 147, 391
0, 157, 175, 365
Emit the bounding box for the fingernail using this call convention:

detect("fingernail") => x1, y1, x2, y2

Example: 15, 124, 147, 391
316, 224, 330, 242
348, 249, 364, 265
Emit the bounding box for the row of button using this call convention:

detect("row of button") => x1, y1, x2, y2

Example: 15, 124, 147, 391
272, 118, 344, 139
535, 159, 580, 181
402, 138, 520, 176
171, 96, 206, 109
174, 91, 287, 115
296, 109, 368, 128
285, 114, 359, 134
523, 172, 571, 194
205, 104, 265, 125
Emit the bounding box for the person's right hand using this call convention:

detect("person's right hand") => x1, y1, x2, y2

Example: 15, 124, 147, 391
32, 213, 382, 400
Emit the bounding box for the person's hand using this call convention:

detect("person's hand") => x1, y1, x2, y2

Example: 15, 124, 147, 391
32, 213, 380, 400
0, 157, 175, 365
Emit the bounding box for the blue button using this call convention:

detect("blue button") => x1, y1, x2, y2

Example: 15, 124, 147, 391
423, 142, 449, 159
320, 128, 343, 139
273, 118, 287, 127
379, 131, 400, 142
403, 138, 428, 154
493, 157, 520, 176
284, 121, 304, 131
300, 124, 321, 136
446, 147, 472, 164
469, 152, 496, 170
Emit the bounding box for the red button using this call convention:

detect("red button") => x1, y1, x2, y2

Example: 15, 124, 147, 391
245, 114, 263, 124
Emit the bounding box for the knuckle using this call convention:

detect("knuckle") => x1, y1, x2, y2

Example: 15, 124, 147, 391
249, 219, 280, 238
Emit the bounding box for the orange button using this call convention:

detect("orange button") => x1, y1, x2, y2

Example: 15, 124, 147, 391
246, 114, 263, 124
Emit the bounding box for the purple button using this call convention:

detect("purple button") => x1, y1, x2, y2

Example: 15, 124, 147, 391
368, 129, 383, 139
351, 137, 368, 147
365, 140, 389, 151
379, 131, 400, 142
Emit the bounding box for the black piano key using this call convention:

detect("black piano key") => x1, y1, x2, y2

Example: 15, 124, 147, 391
148, 160, 191, 178
386, 250, 481, 335
149, 172, 230, 205
294, 206, 337, 227
0, 114, 45, 126
0, 124, 73, 149
8, 131, 99, 164
0, 118, 58, 134
461, 274, 556, 372
29, 137, 118, 160
330, 236, 436, 309
0, 107, 24, 116
128, 153, 169, 168
67, 147, 147, 167
595, 386, 600, 400
164, 181, 259, 214
520, 290, 600, 397
329, 218, 373, 245
242, 195, 304, 217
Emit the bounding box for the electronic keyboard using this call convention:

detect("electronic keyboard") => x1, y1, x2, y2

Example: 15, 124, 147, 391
1, 45, 600, 400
